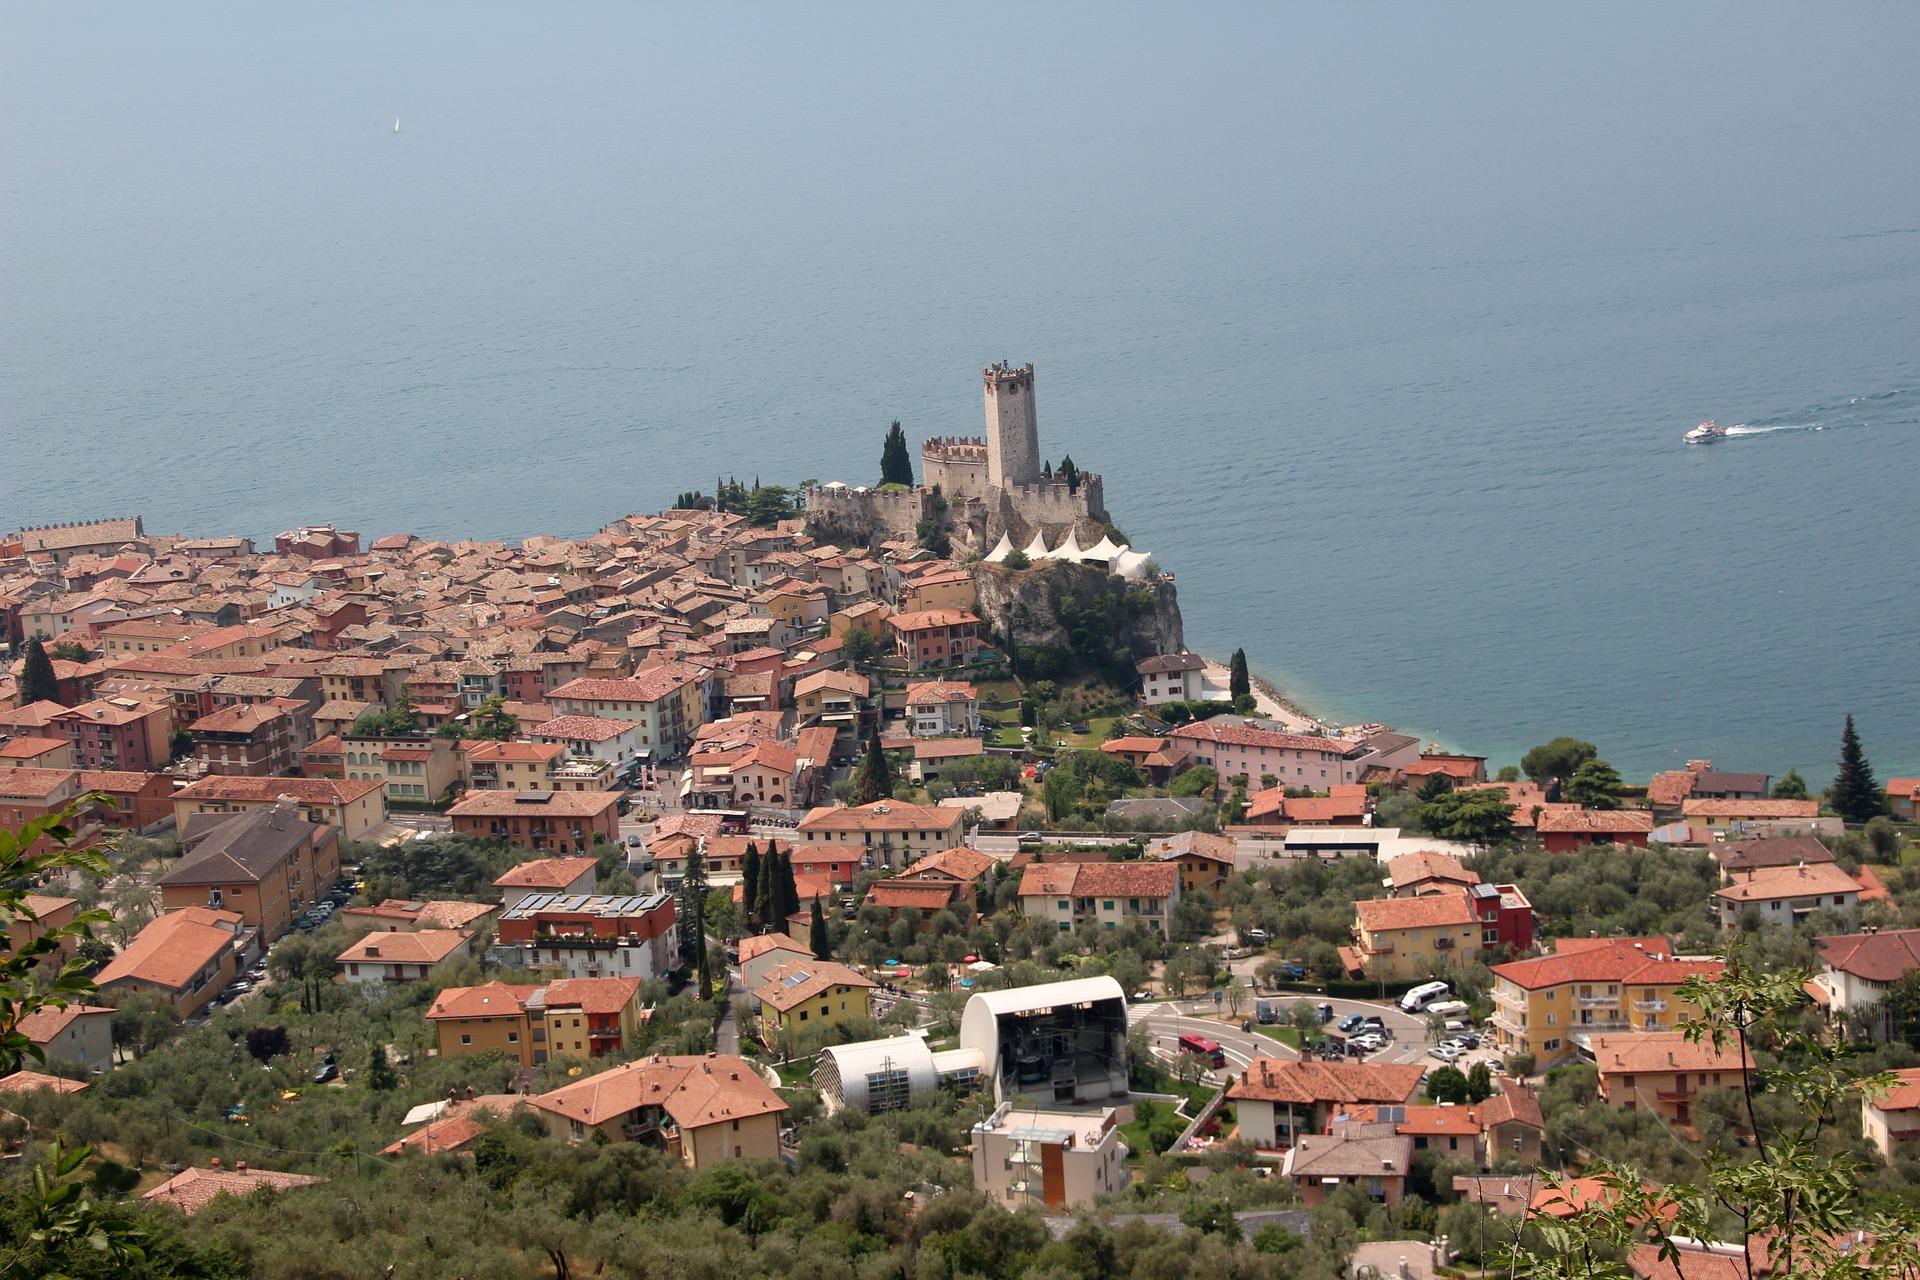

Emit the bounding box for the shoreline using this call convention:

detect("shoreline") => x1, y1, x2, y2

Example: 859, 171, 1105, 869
1197, 657, 1335, 736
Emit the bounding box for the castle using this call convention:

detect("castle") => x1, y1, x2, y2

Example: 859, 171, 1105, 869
805, 362, 1107, 551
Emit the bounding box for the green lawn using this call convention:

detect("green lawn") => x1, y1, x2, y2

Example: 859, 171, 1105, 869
1251, 1025, 1302, 1050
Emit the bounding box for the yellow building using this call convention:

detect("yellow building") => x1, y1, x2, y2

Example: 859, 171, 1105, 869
426, 977, 647, 1067
528, 1053, 787, 1169
338, 733, 461, 804
159, 803, 342, 943
792, 670, 869, 728
1349, 890, 1480, 982
1489, 941, 1722, 1067
901, 569, 978, 615
753, 958, 876, 1044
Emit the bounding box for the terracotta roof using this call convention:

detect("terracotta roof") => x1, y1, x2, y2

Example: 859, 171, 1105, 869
1017, 860, 1179, 900
165, 804, 324, 887
1386, 850, 1479, 889
793, 669, 869, 698
865, 880, 962, 910
898, 846, 998, 883
1530, 1176, 1671, 1222
1817, 928, 1920, 983
449, 789, 618, 819
1716, 836, 1835, 872
381, 1113, 489, 1156
461, 740, 568, 763
752, 959, 876, 1011
1712, 862, 1867, 903
528, 1053, 786, 1130
187, 702, 287, 734
912, 737, 982, 761
1478, 1081, 1546, 1131
737, 932, 813, 963
336, 929, 470, 965
1355, 890, 1477, 932
1336, 1102, 1484, 1137
0, 736, 70, 760
904, 680, 977, 705
492, 855, 600, 888
1168, 720, 1362, 755
1868, 1066, 1920, 1113
530, 714, 639, 743
15, 1003, 113, 1044
95, 906, 241, 991
0, 1070, 89, 1095
548, 664, 702, 704
0, 767, 81, 801
1492, 940, 1701, 991
1590, 1031, 1751, 1077
1535, 807, 1655, 834
1285, 1129, 1413, 1178
1146, 830, 1237, 865
1136, 653, 1205, 674
797, 800, 960, 834
1102, 736, 1169, 754
1226, 1058, 1426, 1106
886, 608, 980, 632
1554, 935, 1671, 955
174, 774, 383, 806
540, 976, 643, 1016
143, 1165, 326, 1216
426, 980, 541, 1021
1681, 798, 1820, 819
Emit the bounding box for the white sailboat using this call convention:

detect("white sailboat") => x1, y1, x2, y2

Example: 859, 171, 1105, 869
393, 117, 401, 134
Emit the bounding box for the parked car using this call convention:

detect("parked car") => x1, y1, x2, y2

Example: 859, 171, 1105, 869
1314, 1040, 1346, 1061
1245, 928, 1270, 944
1278, 960, 1307, 979
1347, 1034, 1385, 1056
312, 1062, 338, 1084
1400, 981, 1452, 1013
1255, 1001, 1277, 1025
1016, 831, 1043, 845
218, 983, 251, 1003
1429, 1043, 1464, 1062
1316, 1002, 1336, 1023
1337, 1013, 1366, 1034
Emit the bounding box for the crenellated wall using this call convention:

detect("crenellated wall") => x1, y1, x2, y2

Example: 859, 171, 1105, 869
921, 436, 992, 500
802, 484, 930, 545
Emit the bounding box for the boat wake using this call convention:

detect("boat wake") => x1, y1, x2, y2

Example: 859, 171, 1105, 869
1710, 387, 1914, 442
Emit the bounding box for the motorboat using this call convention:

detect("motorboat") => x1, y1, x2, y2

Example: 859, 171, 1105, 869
1684, 419, 1727, 444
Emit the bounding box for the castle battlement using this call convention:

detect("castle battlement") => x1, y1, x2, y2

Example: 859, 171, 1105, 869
983, 361, 1034, 392
921, 436, 988, 462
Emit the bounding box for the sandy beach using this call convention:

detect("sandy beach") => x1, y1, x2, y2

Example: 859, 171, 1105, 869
1200, 658, 1331, 735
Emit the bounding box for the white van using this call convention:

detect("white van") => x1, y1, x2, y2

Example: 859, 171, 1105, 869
1424, 999, 1470, 1019
1400, 981, 1451, 1013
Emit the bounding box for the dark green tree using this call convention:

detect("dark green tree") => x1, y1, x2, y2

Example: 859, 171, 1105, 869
1563, 758, 1623, 809
47, 640, 91, 663
1228, 648, 1250, 703
777, 849, 800, 921
1466, 1060, 1494, 1102
1828, 714, 1885, 824
1520, 736, 1597, 786
855, 724, 894, 804
808, 897, 830, 959
366, 1038, 397, 1091
18, 637, 60, 706
1426, 1064, 1470, 1103
1418, 788, 1516, 846
879, 420, 914, 486
753, 840, 780, 933
1058, 455, 1079, 492
679, 841, 709, 978
741, 842, 761, 925
1771, 768, 1810, 800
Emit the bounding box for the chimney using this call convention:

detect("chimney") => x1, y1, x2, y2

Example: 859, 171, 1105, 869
210, 1157, 222, 1169
236, 1160, 248, 1173
1398, 1259, 1410, 1280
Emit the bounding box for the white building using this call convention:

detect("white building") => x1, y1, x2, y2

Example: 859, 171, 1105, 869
336, 930, 473, 985
904, 680, 980, 737
971, 1103, 1129, 1212
1134, 653, 1211, 706
959, 977, 1130, 1107
814, 1033, 984, 1114
16, 1004, 115, 1075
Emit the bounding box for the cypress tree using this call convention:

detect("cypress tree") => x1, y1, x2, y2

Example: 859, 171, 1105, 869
741, 842, 761, 923
1059, 455, 1079, 493
779, 850, 800, 921
18, 638, 60, 706
1228, 648, 1250, 703
856, 723, 894, 804
753, 839, 779, 932
366, 1039, 397, 1091
809, 897, 830, 960
880, 420, 914, 486
1830, 713, 1885, 824
679, 841, 709, 978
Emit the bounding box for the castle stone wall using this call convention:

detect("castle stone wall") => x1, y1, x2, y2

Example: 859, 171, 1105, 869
803, 485, 927, 546
921, 436, 992, 500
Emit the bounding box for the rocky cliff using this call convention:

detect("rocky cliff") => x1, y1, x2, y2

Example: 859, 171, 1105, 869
972, 561, 1184, 664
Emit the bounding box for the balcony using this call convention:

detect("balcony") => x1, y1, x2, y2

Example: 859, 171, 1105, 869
1577, 995, 1618, 1009
1632, 999, 1668, 1013
1491, 987, 1526, 1011
1434, 936, 1455, 950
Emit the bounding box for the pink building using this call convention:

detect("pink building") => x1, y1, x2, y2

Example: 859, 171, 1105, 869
1167, 721, 1366, 788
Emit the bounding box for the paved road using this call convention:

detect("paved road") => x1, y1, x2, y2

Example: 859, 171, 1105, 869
715, 964, 742, 1055
1134, 989, 1446, 1073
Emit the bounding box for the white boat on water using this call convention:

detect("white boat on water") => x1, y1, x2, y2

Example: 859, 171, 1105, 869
393, 117, 401, 134
1684, 419, 1727, 444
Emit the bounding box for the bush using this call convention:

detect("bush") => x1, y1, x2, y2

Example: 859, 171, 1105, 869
1505, 1052, 1536, 1077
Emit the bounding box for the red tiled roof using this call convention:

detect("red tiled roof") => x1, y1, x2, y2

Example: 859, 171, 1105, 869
1355, 890, 1477, 932
450, 789, 619, 818
530, 714, 639, 743
1681, 798, 1819, 819
1167, 721, 1362, 755
143, 1165, 326, 1216
1817, 928, 1920, 983
492, 855, 600, 888
1535, 807, 1655, 834
174, 774, 383, 806
528, 1053, 786, 1130
336, 929, 470, 965
1226, 1058, 1426, 1107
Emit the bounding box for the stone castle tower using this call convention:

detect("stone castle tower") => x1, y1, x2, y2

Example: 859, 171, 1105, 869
983, 361, 1040, 488
806, 358, 1105, 550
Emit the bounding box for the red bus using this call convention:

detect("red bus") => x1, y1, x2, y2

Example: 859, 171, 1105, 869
1178, 1033, 1225, 1068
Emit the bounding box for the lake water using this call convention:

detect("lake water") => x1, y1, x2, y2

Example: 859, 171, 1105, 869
6, 3, 1918, 781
